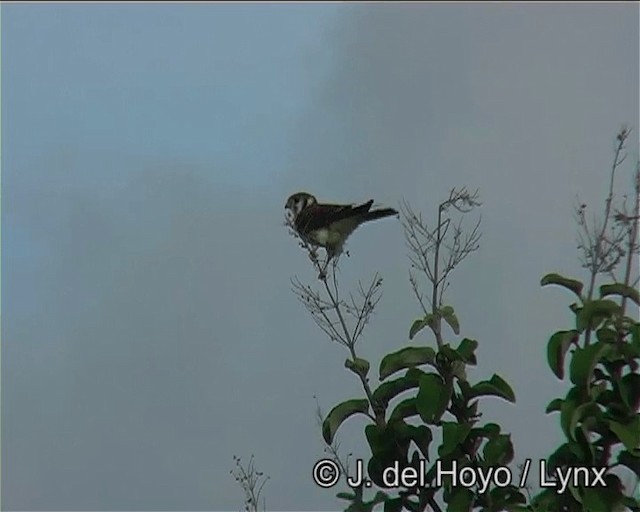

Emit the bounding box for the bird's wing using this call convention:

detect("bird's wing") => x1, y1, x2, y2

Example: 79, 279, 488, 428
295, 201, 373, 233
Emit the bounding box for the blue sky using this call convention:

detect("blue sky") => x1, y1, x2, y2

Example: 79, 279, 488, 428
4, 4, 336, 183
4, 2, 337, 321
2, 3, 639, 511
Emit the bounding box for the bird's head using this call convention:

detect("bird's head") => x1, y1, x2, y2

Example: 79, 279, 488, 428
285, 192, 317, 220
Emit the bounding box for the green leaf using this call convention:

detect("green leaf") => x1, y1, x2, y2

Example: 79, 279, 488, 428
366, 424, 414, 468
530, 487, 561, 509
322, 399, 370, 444
446, 487, 474, 510
608, 418, 640, 451
440, 421, 472, 457
619, 373, 640, 412
346, 502, 373, 512
568, 402, 601, 442
365, 424, 394, 459
439, 344, 462, 362
570, 342, 611, 386
621, 339, 640, 360
369, 422, 413, 468
383, 498, 403, 512
403, 498, 421, 512
389, 398, 419, 422
409, 314, 434, 340
560, 400, 577, 441
582, 486, 624, 512
483, 434, 514, 465
456, 338, 478, 365
547, 330, 579, 379
336, 492, 356, 501
622, 497, 640, 510
567, 479, 582, 503
370, 491, 389, 506
396, 423, 433, 460
576, 299, 622, 331
412, 425, 433, 459
488, 486, 527, 510
345, 357, 370, 378
479, 422, 501, 437
541, 273, 584, 297
366, 456, 386, 488
379, 346, 436, 380
589, 381, 608, 401
600, 283, 640, 306
372, 371, 422, 407
618, 450, 640, 479
595, 328, 618, 344
546, 443, 576, 474
469, 374, 516, 403
440, 305, 460, 335
632, 322, 640, 351
440, 304, 454, 316
416, 373, 448, 423
546, 398, 563, 413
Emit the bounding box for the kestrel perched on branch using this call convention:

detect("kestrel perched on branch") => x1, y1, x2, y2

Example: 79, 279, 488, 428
285, 192, 398, 276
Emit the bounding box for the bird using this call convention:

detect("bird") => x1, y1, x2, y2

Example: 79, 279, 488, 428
285, 192, 398, 276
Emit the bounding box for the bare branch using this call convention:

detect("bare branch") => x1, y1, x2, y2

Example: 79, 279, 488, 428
291, 277, 347, 346
286, 208, 389, 429
409, 271, 430, 314
620, 161, 640, 316
230, 455, 270, 512
314, 396, 355, 479
572, 127, 638, 346
583, 126, 632, 300
401, 188, 482, 348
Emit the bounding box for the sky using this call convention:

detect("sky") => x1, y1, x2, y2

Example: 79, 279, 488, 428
2, 3, 639, 511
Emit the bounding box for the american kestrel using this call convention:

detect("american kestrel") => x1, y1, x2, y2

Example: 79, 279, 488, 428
285, 192, 398, 274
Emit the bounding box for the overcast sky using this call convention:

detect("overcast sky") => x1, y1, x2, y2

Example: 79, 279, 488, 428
2, 3, 639, 511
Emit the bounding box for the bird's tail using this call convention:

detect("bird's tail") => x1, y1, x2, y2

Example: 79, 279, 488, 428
363, 207, 399, 222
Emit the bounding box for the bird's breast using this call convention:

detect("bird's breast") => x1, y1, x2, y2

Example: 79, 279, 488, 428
309, 227, 332, 246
